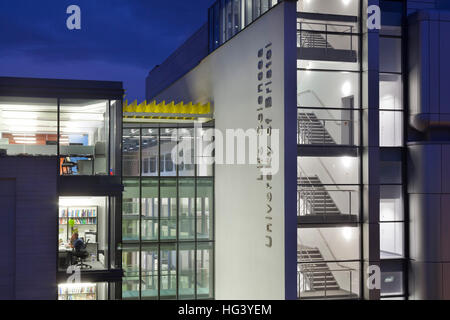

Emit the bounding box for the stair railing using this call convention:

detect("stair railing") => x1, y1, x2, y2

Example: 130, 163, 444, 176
317, 229, 356, 295
297, 112, 318, 144
298, 168, 320, 217
298, 247, 356, 298
298, 247, 321, 293
297, 21, 354, 53
297, 91, 343, 126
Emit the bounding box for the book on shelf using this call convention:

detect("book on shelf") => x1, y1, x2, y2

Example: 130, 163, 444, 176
59, 206, 97, 218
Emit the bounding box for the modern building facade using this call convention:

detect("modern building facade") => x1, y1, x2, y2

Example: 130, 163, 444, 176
2, 0, 450, 301
145, 0, 450, 300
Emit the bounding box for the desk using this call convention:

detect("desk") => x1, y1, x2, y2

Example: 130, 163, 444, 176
58, 246, 74, 270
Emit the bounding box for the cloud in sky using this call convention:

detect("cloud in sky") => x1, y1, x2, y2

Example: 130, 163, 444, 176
0, 0, 216, 100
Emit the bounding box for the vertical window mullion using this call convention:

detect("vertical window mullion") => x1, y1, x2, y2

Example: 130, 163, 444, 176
176, 128, 180, 300
194, 127, 198, 300
157, 127, 161, 300
139, 128, 142, 300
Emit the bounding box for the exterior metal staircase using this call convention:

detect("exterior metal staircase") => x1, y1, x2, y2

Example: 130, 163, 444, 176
298, 246, 340, 292
297, 22, 358, 63
298, 174, 358, 225
298, 175, 340, 215
298, 113, 335, 145
299, 31, 331, 49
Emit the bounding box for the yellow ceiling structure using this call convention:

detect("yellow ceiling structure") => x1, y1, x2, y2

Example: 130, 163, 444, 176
123, 100, 212, 123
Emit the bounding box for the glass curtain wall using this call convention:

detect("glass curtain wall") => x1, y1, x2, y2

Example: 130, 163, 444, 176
0, 96, 120, 176
0, 97, 58, 156
296, 0, 362, 300
122, 126, 214, 300
379, 0, 406, 299
208, 0, 280, 52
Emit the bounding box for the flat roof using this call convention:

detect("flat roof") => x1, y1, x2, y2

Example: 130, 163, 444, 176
0, 76, 124, 100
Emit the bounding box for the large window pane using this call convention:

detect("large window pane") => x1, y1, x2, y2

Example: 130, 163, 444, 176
58, 196, 108, 272
0, 96, 58, 156
298, 185, 360, 221
179, 128, 195, 176
298, 71, 360, 109
298, 261, 360, 299
142, 128, 158, 177
380, 111, 403, 147
380, 148, 402, 184
380, 222, 404, 259
297, 0, 360, 17
380, 0, 403, 36
179, 178, 195, 240
380, 185, 404, 222
179, 243, 195, 299
197, 242, 214, 299
298, 227, 360, 261
298, 156, 360, 184
297, 108, 359, 145
197, 178, 214, 240
123, 179, 140, 241
196, 127, 214, 176
160, 128, 177, 176
380, 73, 403, 110
122, 244, 140, 300
232, 0, 241, 36
381, 260, 405, 296
58, 282, 108, 300
59, 99, 108, 176
245, 0, 253, 26
160, 243, 177, 299
141, 244, 158, 300
160, 179, 177, 240
142, 179, 158, 241
380, 37, 402, 73
123, 128, 140, 176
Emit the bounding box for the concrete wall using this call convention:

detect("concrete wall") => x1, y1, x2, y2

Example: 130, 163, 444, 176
0, 157, 57, 300
146, 24, 209, 101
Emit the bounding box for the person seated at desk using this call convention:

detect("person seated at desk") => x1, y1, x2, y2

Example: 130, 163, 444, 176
70, 232, 84, 251
68, 232, 93, 269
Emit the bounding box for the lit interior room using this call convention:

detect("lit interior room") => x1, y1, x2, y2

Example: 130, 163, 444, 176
0, 96, 58, 155
0, 96, 113, 176
297, 0, 359, 17
58, 196, 109, 271
57, 282, 109, 300
59, 99, 109, 176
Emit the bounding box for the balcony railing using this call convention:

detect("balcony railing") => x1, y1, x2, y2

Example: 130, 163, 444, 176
298, 263, 356, 299
297, 21, 357, 62
297, 21, 354, 49
298, 187, 356, 217
297, 116, 355, 145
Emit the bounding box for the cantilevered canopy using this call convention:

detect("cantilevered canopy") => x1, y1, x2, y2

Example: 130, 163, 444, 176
123, 100, 213, 123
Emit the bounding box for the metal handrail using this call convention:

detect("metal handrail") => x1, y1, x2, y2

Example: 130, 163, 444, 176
297, 21, 354, 53
297, 116, 354, 145
297, 264, 355, 298
297, 188, 355, 216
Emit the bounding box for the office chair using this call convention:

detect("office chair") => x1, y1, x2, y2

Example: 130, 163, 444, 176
72, 239, 92, 270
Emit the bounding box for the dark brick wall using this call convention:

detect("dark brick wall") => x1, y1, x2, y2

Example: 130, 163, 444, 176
0, 157, 57, 300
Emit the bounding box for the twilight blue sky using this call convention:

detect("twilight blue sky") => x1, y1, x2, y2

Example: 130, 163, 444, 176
0, 0, 215, 101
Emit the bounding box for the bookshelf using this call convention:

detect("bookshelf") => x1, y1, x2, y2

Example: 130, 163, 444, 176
58, 206, 98, 243
58, 283, 97, 300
